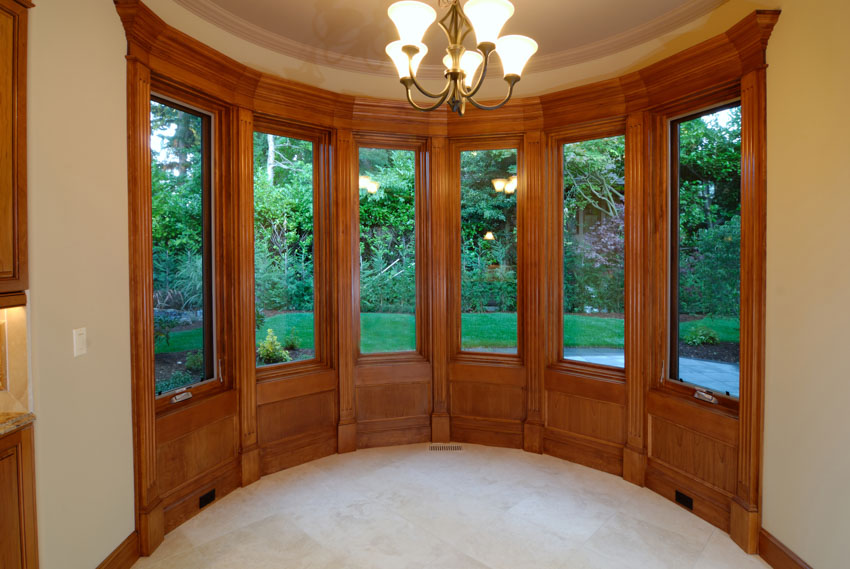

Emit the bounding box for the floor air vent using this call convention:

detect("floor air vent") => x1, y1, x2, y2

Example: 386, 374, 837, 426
429, 444, 463, 452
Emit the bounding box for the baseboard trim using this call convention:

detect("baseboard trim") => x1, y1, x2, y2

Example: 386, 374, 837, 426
759, 529, 813, 569
96, 531, 140, 569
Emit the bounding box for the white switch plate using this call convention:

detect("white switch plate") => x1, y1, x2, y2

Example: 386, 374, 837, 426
73, 327, 87, 357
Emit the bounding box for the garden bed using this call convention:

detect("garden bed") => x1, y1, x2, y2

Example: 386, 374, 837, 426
678, 341, 739, 364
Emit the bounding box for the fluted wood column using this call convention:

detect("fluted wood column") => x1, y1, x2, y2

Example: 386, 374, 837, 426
429, 136, 451, 442
335, 129, 358, 452
623, 111, 651, 486
522, 130, 545, 452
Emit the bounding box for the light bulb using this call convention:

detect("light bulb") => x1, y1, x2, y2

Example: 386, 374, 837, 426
388, 1, 436, 45
386, 41, 429, 79
491, 178, 507, 192
495, 35, 538, 77
504, 176, 517, 194
459, 51, 484, 87
463, 0, 514, 46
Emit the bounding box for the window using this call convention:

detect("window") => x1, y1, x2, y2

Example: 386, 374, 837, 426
151, 99, 213, 395
460, 148, 518, 353
671, 105, 741, 397
358, 148, 417, 354
562, 136, 626, 368
253, 132, 316, 365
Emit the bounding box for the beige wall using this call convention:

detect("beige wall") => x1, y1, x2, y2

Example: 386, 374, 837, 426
22, 0, 850, 567
28, 0, 135, 567
763, 0, 850, 567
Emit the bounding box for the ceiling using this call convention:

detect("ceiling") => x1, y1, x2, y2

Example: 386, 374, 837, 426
174, 0, 728, 77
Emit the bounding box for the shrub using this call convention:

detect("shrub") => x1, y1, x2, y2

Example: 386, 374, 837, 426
185, 351, 204, 373
683, 325, 719, 346
257, 328, 291, 365
281, 329, 300, 351
255, 304, 266, 331
154, 314, 180, 347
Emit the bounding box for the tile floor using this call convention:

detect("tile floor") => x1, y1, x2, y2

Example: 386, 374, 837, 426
132, 444, 769, 569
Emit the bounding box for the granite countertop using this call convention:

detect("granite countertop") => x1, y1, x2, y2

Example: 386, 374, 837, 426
0, 412, 35, 437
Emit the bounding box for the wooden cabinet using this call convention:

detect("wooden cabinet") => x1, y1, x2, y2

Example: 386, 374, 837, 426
0, 422, 37, 569
0, 0, 30, 293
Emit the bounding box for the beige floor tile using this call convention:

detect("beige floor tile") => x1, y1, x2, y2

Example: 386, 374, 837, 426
693, 530, 771, 569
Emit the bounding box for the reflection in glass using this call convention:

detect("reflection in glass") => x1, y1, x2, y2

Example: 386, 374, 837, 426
253, 132, 316, 365
358, 148, 417, 353
151, 100, 212, 394
673, 106, 741, 397
460, 148, 518, 353
562, 136, 626, 368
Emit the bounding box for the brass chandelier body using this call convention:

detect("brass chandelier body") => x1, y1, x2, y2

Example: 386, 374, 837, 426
386, 0, 538, 117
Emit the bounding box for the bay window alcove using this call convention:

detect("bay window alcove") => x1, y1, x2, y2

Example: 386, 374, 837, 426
117, 0, 776, 559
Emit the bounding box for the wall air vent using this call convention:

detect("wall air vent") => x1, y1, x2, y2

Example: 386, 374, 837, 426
675, 490, 694, 510
199, 488, 216, 509
429, 444, 463, 452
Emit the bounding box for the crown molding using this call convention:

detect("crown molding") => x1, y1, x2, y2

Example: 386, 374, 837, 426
171, 0, 729, 79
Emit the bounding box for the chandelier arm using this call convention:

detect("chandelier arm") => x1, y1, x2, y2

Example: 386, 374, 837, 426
466, 76, 520, 111
459, 48, 494, 100
404, 81, 453, 112
407, 67, 453, 100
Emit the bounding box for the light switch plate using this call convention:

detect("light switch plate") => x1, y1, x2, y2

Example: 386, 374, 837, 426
73, 327, 87, 357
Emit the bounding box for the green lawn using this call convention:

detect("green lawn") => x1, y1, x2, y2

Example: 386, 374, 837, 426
156, 312, 739, 354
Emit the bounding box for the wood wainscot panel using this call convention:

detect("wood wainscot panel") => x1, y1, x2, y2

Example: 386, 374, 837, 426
543, 427, 623, 476
356, 381, 430, 421
257, 389, 338, 476
649, 416, 737, 494
156, 415, 238, 495
357, 416, 431, 449
450, 382, 525, 422
547, 392, 625, 445
451, 416, 523, 449
258, 390, 336, 445
163, 460, 241, 533
646, 458, 732, 532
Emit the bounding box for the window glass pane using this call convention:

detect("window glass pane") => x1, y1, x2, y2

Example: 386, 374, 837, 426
460, 148, 518, 353
151, 100, 212, 395
359, 148, 417, 353
674, 106, 741, 397
562, 136, 626, 368
253, 132, 315, 365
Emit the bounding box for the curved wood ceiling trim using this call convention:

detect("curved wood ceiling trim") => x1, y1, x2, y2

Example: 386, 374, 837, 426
171, 0, 729, 79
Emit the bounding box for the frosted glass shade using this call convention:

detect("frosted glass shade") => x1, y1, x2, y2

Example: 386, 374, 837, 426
442, 50, 484, 87
359, 176, 371, 189
495, 35, 538, 77
483, 231, 496, 240
388, 1, 437, 45
366, 180, 380, 194
504, 176, 517, 194
386, 41, 429, 79
491, 178, 507, 192
463, 0, 514, 46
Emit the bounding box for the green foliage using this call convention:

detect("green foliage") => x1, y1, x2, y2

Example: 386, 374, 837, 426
281, 329, 300, 351
563, 136, 626, 314
257, 328, 291, 365
185, 351, 204, 373
156, 371, 196, 396
153, 314, 179, 348
679, 216, 741, 316
683, 325, 720, 346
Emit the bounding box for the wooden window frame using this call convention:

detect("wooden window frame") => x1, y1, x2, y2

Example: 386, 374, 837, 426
149, 82, 233, 415
449, 135, 525, 365
549, 121, 628, 384
667, 102, 742, 413
150, 95, 215, 396
252, 117, 335, 383
354, 133, 431, 366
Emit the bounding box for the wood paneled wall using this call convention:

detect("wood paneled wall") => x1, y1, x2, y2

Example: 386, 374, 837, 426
115, 0, 778, 560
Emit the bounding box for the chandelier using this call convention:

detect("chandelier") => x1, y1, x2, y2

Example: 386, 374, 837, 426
385, 0, 538, 117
